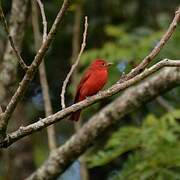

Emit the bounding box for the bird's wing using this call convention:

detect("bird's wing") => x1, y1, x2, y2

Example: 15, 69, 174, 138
74, 69, 92, 103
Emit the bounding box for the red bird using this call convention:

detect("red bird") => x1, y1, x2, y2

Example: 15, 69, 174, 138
71, 59, 112, 121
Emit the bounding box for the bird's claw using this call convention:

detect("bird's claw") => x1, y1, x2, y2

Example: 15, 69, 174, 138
85, 96, 91, 100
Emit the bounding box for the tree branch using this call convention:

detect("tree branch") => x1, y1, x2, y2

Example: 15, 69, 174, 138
156, 96, 174, 111
0, 4, 28, 71
27, 66, 180, 180
119, 6, 180, 83
0, 59, 180, 148
0, 0, 71, 139
61, 16, 88, 109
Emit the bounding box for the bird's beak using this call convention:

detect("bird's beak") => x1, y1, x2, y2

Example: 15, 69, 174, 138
106, 62, 114, 67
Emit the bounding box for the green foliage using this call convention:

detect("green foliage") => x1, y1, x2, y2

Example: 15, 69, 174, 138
33, 140, 49, 167
86, 110, 180, 179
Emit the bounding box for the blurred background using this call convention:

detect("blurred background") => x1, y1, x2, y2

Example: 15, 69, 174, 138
0, 0, 180, 179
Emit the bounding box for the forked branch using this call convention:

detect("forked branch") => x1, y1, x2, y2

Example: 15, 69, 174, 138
0, 0, 71, 139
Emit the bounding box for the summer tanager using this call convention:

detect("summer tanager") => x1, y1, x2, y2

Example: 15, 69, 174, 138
71, 59, 112, 121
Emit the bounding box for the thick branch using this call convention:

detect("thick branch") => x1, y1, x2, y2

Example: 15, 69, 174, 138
0, 59, 180, 148
119, 6, 180, 83
27, 66, 180, 180
0, 0, 71, 138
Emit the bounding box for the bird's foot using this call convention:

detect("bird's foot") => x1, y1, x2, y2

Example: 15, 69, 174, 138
85, 96, 91, 100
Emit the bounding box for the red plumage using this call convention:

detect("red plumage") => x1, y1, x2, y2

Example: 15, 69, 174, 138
71, 59, 111, 121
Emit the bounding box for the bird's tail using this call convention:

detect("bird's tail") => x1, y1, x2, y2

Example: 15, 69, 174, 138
70, 110, 81, 121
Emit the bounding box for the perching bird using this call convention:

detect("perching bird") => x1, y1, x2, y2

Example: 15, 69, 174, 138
71, 59, 112, 121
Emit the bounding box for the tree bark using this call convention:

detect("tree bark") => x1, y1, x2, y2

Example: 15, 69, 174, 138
0, 0, 29, 104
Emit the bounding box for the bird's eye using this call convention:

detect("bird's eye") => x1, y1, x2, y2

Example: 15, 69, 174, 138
102, 63, 105, 66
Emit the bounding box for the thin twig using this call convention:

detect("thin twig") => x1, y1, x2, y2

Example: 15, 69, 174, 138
119, 6, 180, 83
0, 106, 2, 114
34, 0, 57, 150
61, 16, 88, 109
0, 59, 180, 148
0, 0, 71, 138
36, 0, 47, 42
156, 96, 174, 112
0, 4, 28, 71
